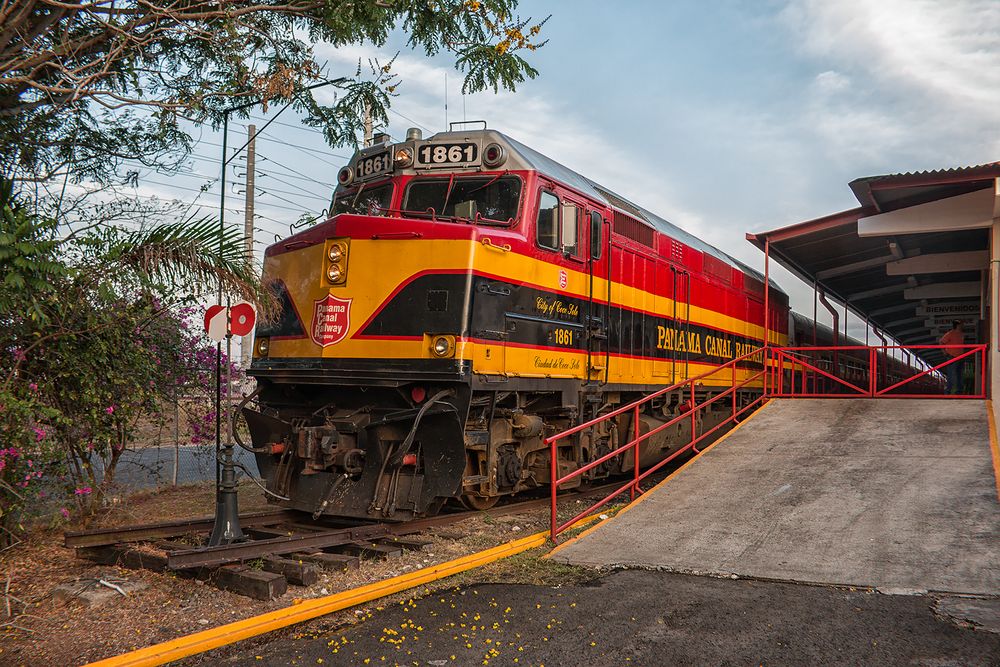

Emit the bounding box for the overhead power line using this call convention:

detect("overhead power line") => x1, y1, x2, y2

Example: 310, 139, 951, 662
257, 154, 336, 189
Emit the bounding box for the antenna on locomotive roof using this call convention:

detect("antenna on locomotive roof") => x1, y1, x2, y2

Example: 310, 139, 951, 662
444, 73, 449, 128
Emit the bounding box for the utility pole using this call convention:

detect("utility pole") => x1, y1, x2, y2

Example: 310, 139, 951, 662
241, 124, 255, 370
208, 79, 346, 547
363, 102, 373, 147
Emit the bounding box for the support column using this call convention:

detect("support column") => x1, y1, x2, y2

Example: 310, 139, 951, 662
990, 186, 1000, 419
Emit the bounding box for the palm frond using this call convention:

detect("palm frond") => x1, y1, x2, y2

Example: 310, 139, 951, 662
102, 215, 277, 319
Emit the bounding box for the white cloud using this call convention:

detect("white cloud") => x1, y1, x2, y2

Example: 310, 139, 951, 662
785, 0, 1000, 108
781, 0, 1000, 166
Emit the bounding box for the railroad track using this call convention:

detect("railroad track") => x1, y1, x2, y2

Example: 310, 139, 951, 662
64, 482, 642, 599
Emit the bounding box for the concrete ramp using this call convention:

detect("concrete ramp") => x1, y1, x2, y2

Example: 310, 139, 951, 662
552, 399, 1000, 596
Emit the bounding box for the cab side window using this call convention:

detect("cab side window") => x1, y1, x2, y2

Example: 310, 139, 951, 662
590, 211, 603, 260
536, 191, 560, 250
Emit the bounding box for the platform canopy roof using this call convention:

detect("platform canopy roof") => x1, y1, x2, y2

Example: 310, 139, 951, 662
747, 162, 1000, 365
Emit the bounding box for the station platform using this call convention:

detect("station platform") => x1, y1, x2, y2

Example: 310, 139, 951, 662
551, 398, 1000, 596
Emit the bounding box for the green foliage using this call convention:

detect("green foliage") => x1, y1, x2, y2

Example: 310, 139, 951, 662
1, 1, 549, 185
0, 178, 256, 544
0, 180, 69, 310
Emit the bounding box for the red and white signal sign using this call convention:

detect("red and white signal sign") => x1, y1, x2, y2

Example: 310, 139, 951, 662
204, 302, 257, 341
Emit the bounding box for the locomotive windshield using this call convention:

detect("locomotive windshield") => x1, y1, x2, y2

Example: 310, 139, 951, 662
402, 176, 520, 225
332, 182, 393, 216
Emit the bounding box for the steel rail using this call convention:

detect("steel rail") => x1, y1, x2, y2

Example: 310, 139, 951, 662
164, 485, 630, 569
69, 468, 658, 572
165, 523, 402, 569
64, 510, 294, 548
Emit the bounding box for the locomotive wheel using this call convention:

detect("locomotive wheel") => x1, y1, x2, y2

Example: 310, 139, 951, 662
459, 493, 499, 511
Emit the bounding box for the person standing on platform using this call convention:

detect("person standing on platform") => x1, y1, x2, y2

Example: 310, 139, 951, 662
939, 320, 966, 394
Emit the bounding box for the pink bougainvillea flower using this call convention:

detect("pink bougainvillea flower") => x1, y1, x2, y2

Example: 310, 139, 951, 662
28, 383, 38, 392
59, 508, 70, 519
32, 427, 46, 442
105, 405, 115, 415
74, 487, 92, 496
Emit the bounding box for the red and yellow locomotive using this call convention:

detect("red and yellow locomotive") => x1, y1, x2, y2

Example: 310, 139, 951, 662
244, 125, 789, 520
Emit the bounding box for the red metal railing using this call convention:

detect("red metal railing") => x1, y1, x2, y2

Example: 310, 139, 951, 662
769, 344, 986, 399
546, 348, 767, 542
545, 343, 987, 541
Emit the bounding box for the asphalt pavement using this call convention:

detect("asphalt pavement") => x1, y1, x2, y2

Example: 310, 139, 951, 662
202, 570, 1000, 666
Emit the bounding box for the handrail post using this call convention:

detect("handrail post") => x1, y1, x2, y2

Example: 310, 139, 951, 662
981, 344, 987, 398
763, 348, 769, 397
689, 378, 698, 453
632, 405, 640, 501
772, 348, 777, 396
731, 360, 737, 420
869, 347, 876, 397
778, 350, 785, 395
550, 436, 557, 543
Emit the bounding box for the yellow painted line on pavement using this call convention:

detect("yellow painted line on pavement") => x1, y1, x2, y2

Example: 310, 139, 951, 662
985, 401, 1000, 502
547, 398, 775, 557
85, 515, 600, 667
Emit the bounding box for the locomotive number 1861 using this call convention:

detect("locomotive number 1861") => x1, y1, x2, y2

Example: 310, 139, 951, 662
553, 328, 574, 346
357, 151, 390, 179
417, 143, 478, 166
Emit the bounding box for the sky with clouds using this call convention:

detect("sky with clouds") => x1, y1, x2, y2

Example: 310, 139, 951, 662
112, 0, 1000, 322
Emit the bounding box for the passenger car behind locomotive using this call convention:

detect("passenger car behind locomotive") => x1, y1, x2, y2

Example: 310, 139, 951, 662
785, 311, 944, 394
244, 125, 790, 520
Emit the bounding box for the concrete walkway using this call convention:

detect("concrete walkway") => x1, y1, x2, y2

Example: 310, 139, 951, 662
551, 399, 1000, 596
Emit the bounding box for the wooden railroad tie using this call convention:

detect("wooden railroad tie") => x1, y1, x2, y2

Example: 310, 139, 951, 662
292, 551, 361, 571
76, 544, 287, 601
260, 555, 320, 586
332, 541, 404, 560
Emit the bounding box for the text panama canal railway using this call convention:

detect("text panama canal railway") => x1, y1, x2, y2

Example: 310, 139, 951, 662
240, 124, 925, 520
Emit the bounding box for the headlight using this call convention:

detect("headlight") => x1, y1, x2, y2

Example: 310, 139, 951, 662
394, 147, 414, 168
483, 143, 506, 168
431, 335, 455, 358
337, 166, 354, 185
324, 238, 349, 285
255, 338, 269, 356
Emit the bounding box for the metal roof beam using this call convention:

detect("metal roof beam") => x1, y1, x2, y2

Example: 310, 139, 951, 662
907, 336, 937, 343
858, 188, 995, 237
883, 316, 925, 328
994, 177, 1000, 217
746, 207, 867, 245
893, 326, 932, 337
886, 250, 988, 275
815, 254, 895, 280
869, 303, 917, 317
903, 282, 981, 300
847, 283, 909, 301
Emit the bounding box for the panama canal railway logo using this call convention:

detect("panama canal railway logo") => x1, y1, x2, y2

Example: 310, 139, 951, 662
311, 295, 352, 347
